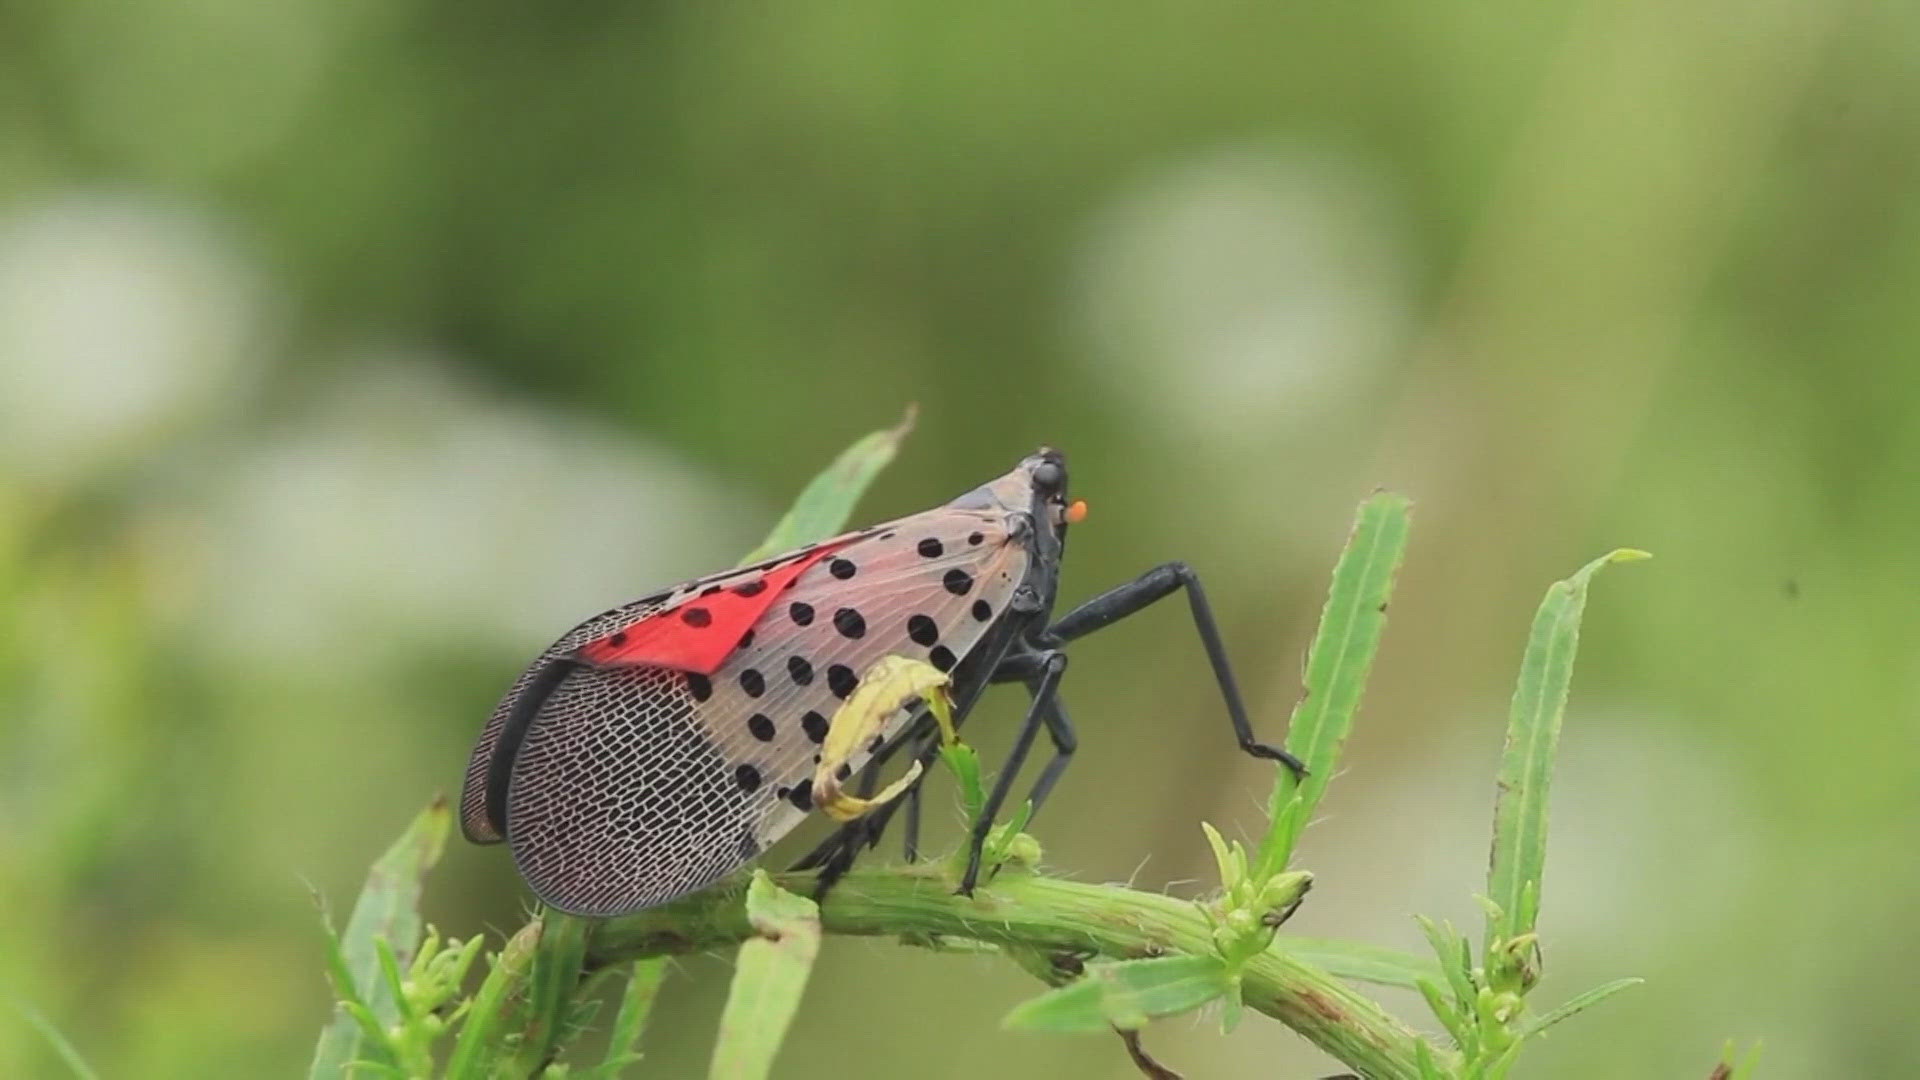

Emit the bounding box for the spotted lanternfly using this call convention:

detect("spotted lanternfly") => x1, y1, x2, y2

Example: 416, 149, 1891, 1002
460, 448, 1305, 917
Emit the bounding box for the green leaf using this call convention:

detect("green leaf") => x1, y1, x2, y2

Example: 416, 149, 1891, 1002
1485, 549, 1649, 952
1517, 977, 1643, 1039
1285, 938, 1445, 991
1256, 492, 1412, 879
373, 938, 412, 1023
8, 998, 99, 1080
586, 958, 669, 1076
310, 798, 451, 1080
1713, 1039, 1765, 1079
1416, 978, 1469, 1051
709, 872, 822, 1080
940, 740, 988, 869
1002, 955, 1233, 1034
1414, 916, 1477, 1022
1199, 822, 1240, 896
740, 405, 916, 563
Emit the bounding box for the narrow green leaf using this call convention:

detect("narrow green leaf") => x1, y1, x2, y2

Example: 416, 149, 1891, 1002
1257, 492, 1412, 879
1713, 1038, 1765, 1079
1002, 955, 1233, 1034
310, 798, 451, 1080
1285, 938, 1445, 990
589, 958, 669, 1075
1415, 916, 1476, 1016
740, 405, 916, 563
941, 741, 987, 854
339, 1001, 391, 1053
1485, 549, 1649, 951
988, 798, 1035, 861
373, 939, 412, 1023
1219, 972, 1246, 1033
709, 872, 822, 1080
318, 922, 374, 1022
1517, 977, 1643, 1039
1199, 822, 1239, 895
1415, 1038, 1446, 1080
1415, 979, 1469, 1050
8, 999, 99, 1080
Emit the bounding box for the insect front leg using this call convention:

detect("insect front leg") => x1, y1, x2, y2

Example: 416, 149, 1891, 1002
1043, 561, 1307, 779
958, 650, 1067, 896
986, 650, 1082, 820
1021, 689, 1078, 817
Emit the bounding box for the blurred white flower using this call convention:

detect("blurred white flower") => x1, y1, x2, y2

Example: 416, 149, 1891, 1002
1070, 144, 1410, 446
187, 361, 756, 670
0, 193, 265, 484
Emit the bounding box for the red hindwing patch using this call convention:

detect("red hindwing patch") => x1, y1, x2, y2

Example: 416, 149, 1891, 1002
572, 540, 855, 675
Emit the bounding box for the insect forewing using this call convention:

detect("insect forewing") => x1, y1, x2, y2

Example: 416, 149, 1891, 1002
472, 503, 1030, 915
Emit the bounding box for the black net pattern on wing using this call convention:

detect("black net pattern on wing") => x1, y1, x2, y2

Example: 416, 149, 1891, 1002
505, 664, 758, 916
458, 591, 674, 843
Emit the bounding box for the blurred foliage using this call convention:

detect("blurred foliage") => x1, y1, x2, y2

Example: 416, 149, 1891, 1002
3, 0, 1917, 1076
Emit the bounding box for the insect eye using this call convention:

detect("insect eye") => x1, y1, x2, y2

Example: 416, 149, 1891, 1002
1031, 461, 1064, 493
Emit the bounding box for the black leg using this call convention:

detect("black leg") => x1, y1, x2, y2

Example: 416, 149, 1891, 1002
854, 752, 882, 798
959, 651, 1067, 895
1044, 561, 1306, 778
899, 725, 941, 862
986, 647, 1083, 819
902, 777, 923, 862
1023, 690, 1078, 817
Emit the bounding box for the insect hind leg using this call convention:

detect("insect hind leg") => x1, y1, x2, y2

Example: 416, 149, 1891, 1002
1043, 561, 1306, 778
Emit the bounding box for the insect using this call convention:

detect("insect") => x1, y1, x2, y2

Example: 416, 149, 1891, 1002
459, 448, 1305, 917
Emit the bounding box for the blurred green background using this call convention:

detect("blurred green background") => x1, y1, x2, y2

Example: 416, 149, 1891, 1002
2, 0, 1914, 1076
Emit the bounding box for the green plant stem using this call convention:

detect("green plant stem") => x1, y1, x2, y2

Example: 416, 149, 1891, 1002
591, 868, 1446, 1079
506, 912, 590, 1075
445, 922, 539, 1079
